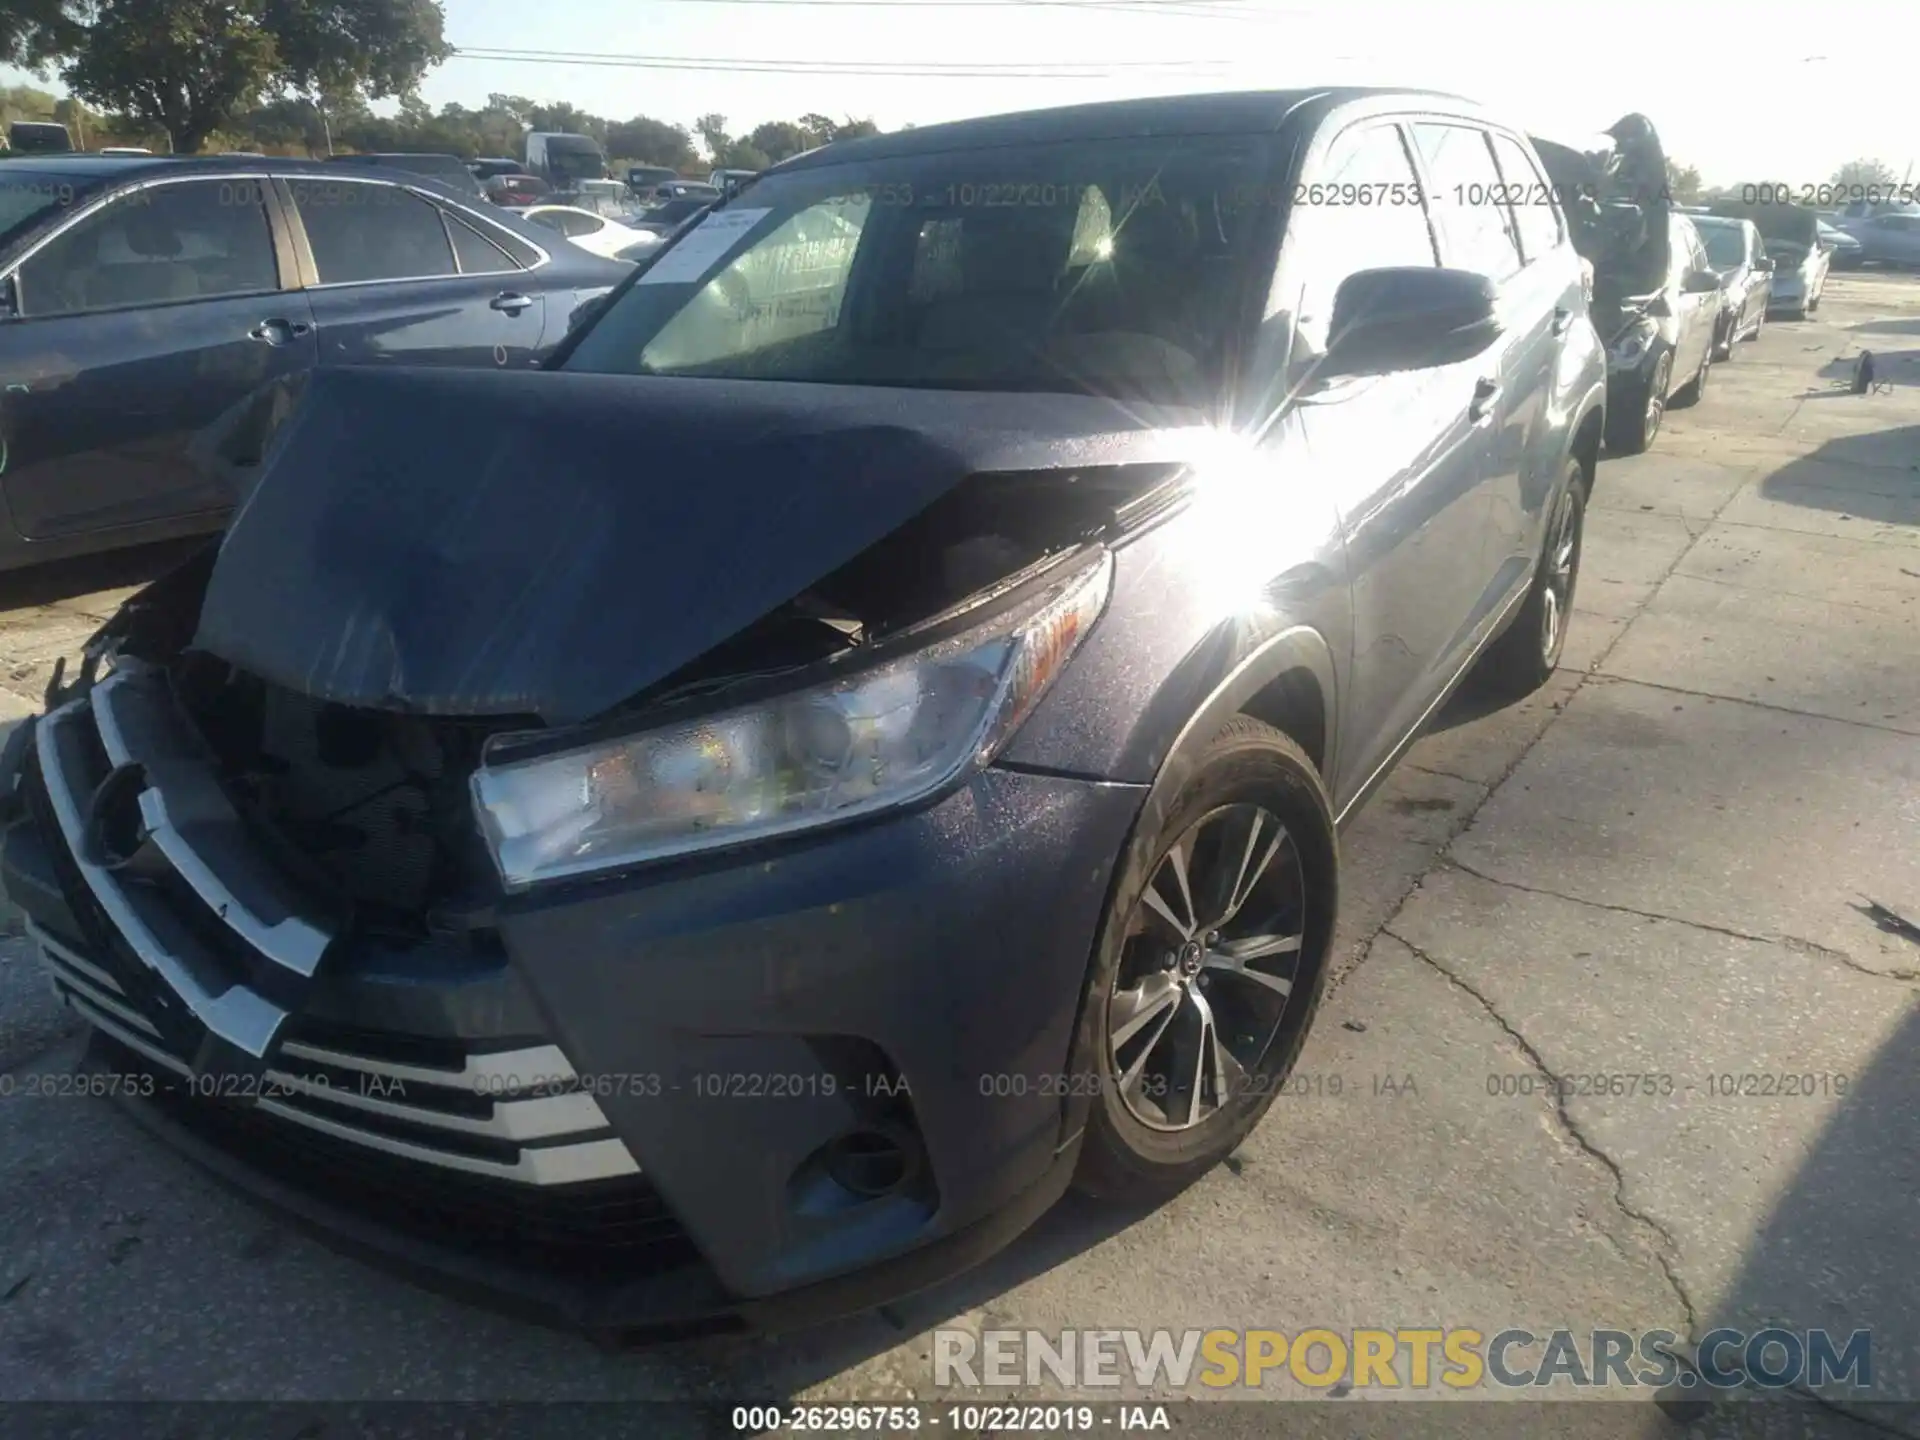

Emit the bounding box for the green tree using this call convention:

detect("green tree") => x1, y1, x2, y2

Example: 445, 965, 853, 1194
1665, 159, 1702, 205
527, 102, 604, 144
1830, 158, 1899, 191
63, 0, 279, 154
717, 139, 770, 171
606, 114, 695, 169
748, 119, 813, 164
262, 0, 448, 118
0, 0, 83, 70
694, 111, 729, 161
58, 0, 449, 154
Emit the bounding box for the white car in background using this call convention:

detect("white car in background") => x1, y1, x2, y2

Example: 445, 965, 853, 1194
512, 204, 660, 262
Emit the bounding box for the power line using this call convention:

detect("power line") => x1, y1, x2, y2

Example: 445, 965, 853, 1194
451, 46, 1238, 77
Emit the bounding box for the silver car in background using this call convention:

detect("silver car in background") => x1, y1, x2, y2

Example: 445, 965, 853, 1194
1692, 215, 1773, 357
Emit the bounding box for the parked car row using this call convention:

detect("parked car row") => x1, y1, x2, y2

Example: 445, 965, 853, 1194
0, 88, 1862, 1338
0, 153, 630, 570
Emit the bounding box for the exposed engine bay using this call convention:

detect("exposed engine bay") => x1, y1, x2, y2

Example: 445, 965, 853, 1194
76, 434, 1181, 938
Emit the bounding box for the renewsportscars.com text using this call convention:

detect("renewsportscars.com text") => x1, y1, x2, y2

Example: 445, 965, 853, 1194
932, 1327, 1872, 1392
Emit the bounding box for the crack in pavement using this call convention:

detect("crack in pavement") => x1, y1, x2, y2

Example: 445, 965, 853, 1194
1382, 925, 1702, 1342
1791, 1387, 1920, 1440
1444, 859, 1920, 985
1401, 761, 1489, 791
1339, 448, 1759, 986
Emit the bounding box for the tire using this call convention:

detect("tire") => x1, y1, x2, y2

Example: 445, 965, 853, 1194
1074, 717, 1337, 1204
1605, 349, 1670, 455
1713, 314, 1734, 361
1473, 459, 1588, 699
1670, 344, 1710, 408
1745, 306, 1764, 342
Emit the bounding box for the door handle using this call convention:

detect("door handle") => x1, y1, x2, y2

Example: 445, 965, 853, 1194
1469, 377, 1502, 424
246, 318, 311, 345
1550, 307, 1573, 336
491, 292, 535, 314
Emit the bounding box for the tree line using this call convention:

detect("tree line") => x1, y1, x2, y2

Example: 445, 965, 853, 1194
1666, 158, 1907, 207
0, 1, 883, 168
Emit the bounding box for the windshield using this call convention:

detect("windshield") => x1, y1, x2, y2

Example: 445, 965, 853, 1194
564, 133, 1274, 404
1695, 222, 1746, 268
0, 172, 101, 250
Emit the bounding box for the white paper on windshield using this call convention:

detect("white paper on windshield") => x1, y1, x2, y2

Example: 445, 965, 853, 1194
636, 207, 772, 285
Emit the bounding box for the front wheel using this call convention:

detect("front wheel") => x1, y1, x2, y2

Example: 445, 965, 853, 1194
1605, 349, 1670, 455
1473, 458, 1588, 698
1074, 718, 1337, 1204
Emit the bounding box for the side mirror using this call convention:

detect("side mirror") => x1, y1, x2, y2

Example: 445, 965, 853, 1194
1681, 268, 1722, 294
1322, 266, 1502, 379
1645, 294, 1673, 318
1754, 256, 1775, 273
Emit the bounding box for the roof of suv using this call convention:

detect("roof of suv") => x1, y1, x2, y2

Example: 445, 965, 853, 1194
770, 87, 1479, 173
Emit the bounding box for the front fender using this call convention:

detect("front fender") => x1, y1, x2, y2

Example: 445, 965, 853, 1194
997, 475, 1350, 788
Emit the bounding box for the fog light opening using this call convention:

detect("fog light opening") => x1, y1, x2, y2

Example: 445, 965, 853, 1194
823, 1127, 919, 1200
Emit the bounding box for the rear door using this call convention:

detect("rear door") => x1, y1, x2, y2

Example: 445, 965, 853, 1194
1483, 128, 1582, 589
282, 176, 547, 368
1671, 217, 1717, 376
1279, 117, 1498, 799
1405, 121, 1537, 628
0, 175, 314, 540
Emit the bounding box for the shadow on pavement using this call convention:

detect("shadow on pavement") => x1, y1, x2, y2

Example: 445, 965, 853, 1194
1711, 1002, 1920, 1421
1757, 422, 1920, 526
0, 537, 206, 615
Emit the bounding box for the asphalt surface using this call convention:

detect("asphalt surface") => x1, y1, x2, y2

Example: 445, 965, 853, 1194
0, 275, 1916, 1433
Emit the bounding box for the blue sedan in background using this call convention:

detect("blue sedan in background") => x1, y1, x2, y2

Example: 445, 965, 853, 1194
0, 155, 630, 570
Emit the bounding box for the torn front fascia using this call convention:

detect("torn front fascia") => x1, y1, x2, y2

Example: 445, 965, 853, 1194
45, 541, 220, 713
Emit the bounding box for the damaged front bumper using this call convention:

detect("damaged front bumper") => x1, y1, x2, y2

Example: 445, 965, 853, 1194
0, 657, 1143, 1332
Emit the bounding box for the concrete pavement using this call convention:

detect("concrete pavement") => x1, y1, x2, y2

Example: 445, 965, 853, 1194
0, 275, 1914, 1429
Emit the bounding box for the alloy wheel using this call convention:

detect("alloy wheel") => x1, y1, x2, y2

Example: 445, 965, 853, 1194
1106, 803, 1307, 1132
1539, 483, 1582, 666
1643, 353, 1671, 447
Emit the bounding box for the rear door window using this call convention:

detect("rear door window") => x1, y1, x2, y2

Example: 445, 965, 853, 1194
1487, 132, 1562, 265
446, 214, 519, 274
1409, 123, 1523, 282
16, 178, 279, 317
290, 178, 457, 284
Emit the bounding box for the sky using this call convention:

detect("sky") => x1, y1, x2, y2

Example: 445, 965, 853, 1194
6, 0, 1915, 186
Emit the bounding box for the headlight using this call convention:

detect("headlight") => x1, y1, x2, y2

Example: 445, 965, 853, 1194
1609, 321, 1656, 366
471, 552, 1113, 889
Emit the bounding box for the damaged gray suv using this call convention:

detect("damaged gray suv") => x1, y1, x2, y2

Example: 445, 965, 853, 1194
0, 88, 1604, 1334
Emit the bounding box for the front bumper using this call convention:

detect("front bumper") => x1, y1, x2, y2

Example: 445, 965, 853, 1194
0, 674, 1144, 1331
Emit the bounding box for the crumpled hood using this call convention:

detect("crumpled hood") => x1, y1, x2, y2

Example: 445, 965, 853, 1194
192, 366, 1205, 725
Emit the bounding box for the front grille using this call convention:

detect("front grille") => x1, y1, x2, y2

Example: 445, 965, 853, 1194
27, 661, 655, 1195
94, 1030, 696, 1278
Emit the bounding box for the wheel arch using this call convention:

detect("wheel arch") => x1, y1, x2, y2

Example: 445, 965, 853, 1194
1570, 393, 1604, 489
1051, 623, 1340, 1152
